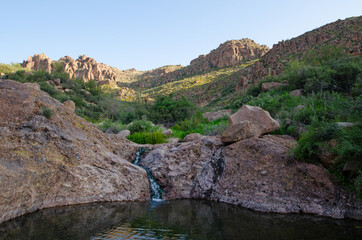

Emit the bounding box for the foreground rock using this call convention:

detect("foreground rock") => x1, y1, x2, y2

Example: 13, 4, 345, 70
229, 105, 280, 132
0, 79, 149, 224
221, 121, 261, 143
222, 105, 280, 143
140, 134, 361, 219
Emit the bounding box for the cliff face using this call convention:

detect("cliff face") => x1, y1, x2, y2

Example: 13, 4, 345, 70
244, 16, 362, 86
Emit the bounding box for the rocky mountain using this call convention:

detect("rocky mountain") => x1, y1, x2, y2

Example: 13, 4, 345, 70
20, 16, 361, 107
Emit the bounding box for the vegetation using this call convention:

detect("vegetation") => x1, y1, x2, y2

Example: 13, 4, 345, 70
230, 46, 362, 198
0, 63, 25, 74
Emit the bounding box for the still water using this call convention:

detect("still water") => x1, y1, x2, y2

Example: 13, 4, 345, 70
0, 200, 361, 240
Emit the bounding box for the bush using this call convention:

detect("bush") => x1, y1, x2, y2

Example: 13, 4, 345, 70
41, 107, 53, 119
128, 119, 154, 134
150, 94, 196, 125
127, 132, 166, 144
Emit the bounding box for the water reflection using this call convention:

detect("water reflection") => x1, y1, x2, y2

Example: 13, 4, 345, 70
0, 200, 361, 240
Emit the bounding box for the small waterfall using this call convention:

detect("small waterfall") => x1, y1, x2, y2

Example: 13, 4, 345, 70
133, 147, 163, 201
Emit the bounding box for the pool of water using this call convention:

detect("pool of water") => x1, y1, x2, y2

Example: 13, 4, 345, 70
0, 200, 361, 240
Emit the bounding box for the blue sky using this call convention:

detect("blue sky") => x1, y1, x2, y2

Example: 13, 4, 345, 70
1, 0, 361, 70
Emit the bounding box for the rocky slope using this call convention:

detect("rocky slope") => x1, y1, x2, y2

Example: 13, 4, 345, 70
0, 79, 149, 224
244, 16, 362, 86
128, 39, 269, 90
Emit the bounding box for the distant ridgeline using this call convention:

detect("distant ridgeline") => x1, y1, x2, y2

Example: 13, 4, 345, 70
20, 16, 361, 106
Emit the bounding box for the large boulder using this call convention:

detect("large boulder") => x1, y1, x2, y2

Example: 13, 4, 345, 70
222, 105, 280, 143
0, 80, 150, 224
139, 134, 361, 219
221, 121, 262, 143
229, 105, 280, 133
202, 109, 232, 122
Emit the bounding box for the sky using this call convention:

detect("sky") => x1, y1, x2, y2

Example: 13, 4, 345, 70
1, 0, 361, 71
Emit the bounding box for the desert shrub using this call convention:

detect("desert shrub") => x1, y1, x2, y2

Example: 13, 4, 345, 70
41, 107, 54, 119
127, 132, 166, 144
97, 118, 126, 133
128, 119, 154, 134
150, 94, 196, 125
293, 123, 340, 163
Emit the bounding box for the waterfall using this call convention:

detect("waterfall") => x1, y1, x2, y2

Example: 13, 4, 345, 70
133, 148, 163, 201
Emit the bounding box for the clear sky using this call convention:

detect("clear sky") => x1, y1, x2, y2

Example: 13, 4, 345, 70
1, 0, 361, 70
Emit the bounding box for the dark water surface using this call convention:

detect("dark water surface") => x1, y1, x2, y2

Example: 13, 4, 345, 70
0, 200, 361, 240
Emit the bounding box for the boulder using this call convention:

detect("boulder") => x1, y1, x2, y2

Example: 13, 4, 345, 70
203, 109, 232, 122
289, 89, 303, 97
228, 105, 280, 134
183, 133, 203, 142
261, 82, 287, 92
162, 129, 172, 137
63, 100, 75, 111
295, 105, 305, 111
53, 78, 61, 85
117, 129, 130, 138
221, 121, 262, 143
0, 80, 149, 224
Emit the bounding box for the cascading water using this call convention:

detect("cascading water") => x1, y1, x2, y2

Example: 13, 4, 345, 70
133, 147, 163, 201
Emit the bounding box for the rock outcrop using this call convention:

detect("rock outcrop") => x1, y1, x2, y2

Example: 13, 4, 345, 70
0, 79, 149, 224
22, 54, 143, 84
190, 39, 269, 70
21, 53, 52, 73
139, 134, 361, 219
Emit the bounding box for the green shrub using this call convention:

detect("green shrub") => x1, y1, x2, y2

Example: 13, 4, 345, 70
41, 107, 53, 119
128, 119, 154, 134
127, 132, 166, 144
150, 94, 196, 125
97, 118, 126, 133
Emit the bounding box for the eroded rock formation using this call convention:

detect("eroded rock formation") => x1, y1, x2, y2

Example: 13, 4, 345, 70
190, 39, 269, 70
0, 79, 149, 224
